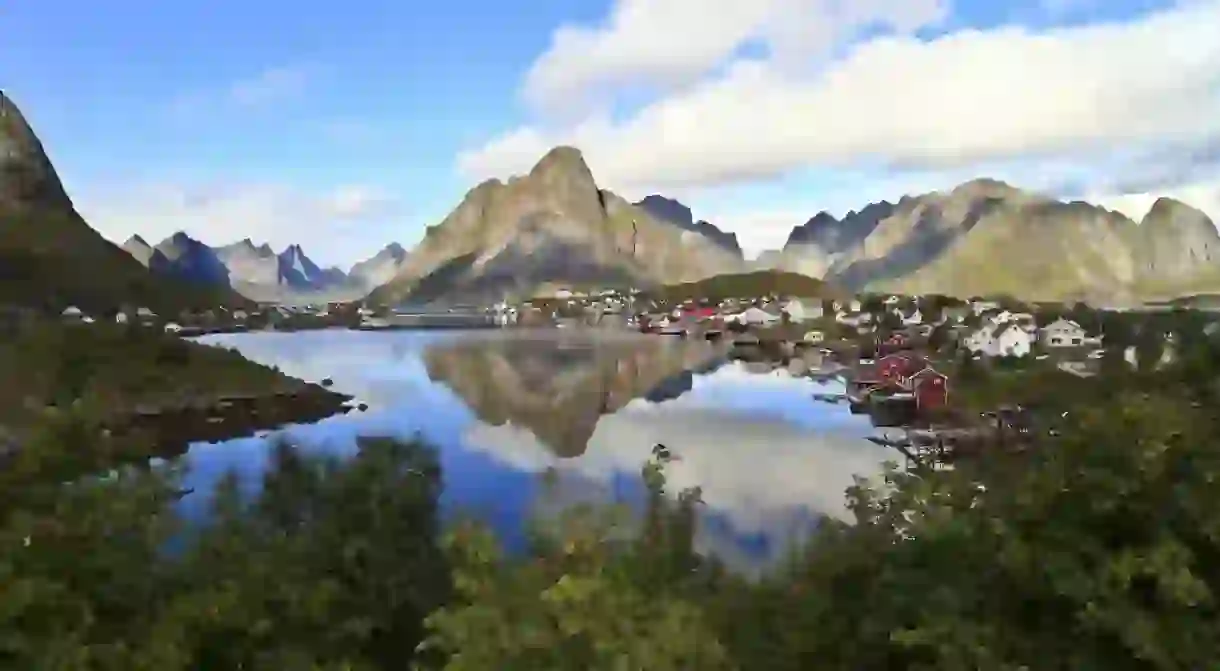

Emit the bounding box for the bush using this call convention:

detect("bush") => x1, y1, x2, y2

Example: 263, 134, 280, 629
5, 389, 1220, 669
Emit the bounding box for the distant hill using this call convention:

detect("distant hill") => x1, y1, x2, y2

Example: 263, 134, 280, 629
647, 270, 847, 302
762, 179, 1220, 302
0, 90, 247, 313
364, 146, 745, 306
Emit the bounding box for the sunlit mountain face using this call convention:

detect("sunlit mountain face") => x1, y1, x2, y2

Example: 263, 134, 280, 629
189, 330, 892, 573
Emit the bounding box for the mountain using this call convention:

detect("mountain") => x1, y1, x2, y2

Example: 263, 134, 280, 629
215, 239, 281, 286
634, 195, 743, 258
123, 233, 367, 303
348, 242, 408, 288
277, 244, 335, 289
122, 234, 167, 269
152, 231, 232, 286
0, 90, 246, 311
365, 146, 744, 305
422, 334, 719, 457
765, 179, 1220, 302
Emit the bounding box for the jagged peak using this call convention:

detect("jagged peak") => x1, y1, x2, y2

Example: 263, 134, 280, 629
383, 241, 405, 255
124, 234, 150, 248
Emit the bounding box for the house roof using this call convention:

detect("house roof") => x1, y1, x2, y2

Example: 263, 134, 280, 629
911, 366, 947, 379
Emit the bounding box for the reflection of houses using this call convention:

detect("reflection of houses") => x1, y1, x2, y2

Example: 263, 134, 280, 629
424, 336, 721, 457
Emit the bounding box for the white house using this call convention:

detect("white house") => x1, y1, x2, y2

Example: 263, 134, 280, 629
964, 323, 1033, 357
136, 306, 156, 321
782, 299, 820, 322
553, 289, 573, 300
1041, 318, 1086, 348
61, 306, 83, 320
736, 306, 778, 326
164, 322, 182, 333
803, 330, 825, 343
971, 300, 1000, 315
848, 299, 863, 313
115, 312, 129, 324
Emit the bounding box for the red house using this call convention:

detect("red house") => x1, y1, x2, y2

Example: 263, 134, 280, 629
877, 353, 927, 383
683, 306, 717, 320
907, 367, 949, 410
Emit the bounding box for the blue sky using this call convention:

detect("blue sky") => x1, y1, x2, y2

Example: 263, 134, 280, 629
3, 0, 1218, 266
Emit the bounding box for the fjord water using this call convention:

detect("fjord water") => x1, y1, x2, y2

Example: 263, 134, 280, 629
189, 329, 891, 573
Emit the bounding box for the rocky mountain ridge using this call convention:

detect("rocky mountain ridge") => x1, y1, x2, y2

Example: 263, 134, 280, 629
122, 232, 401, 303
365, 146, 745, 305
766, 179, 1220, 302
633, 195, 743, 258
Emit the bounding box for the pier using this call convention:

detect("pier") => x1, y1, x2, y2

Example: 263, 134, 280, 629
357, 309, 504, 330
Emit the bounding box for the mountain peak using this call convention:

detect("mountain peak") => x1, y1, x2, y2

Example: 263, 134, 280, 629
124, 234, 149, 248
636, 195, 694, 226
1145, 196, 1206, 221
947, 178, 1027, 202
529, 146, 591, 178
0, 90, 72, 210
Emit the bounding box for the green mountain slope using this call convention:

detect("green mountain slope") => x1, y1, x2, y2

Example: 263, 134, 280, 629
0, 90, 247, 313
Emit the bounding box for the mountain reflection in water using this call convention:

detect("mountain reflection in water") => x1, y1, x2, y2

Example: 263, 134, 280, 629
190, 329, 892, 573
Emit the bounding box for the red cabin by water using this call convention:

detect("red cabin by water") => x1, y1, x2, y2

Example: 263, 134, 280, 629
905, 367, 949, 410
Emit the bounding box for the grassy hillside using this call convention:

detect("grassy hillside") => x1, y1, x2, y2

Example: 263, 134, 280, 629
648, 270, 848, 302
0, 208, 249, 313
0, 320, 304, 433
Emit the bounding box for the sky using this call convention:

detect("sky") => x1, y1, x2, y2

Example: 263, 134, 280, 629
3, 0, 1219, 266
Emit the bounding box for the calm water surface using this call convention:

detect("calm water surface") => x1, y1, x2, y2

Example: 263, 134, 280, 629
188, 329, 894, 573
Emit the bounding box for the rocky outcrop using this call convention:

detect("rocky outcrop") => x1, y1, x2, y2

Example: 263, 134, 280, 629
634, 195, 744, 258
0, 90, 70, 211
366, 146, 743, 305
1138, 197, 1220, 284
763, 178, 1220, 301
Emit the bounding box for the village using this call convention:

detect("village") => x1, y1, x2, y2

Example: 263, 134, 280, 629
20, 282, 1220, 473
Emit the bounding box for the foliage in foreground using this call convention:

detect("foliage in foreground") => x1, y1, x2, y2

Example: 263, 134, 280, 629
3, 379, 1220, 669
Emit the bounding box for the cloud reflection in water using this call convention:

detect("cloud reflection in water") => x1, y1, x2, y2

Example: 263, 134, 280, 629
187, 330, 893, 572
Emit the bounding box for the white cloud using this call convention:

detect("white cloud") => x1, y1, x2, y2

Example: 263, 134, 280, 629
227, 66, 311, 107
168, 65, 314, 118
77, 182, 400, 266
523, 0, 951, 115
462, 0, 1220, 230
